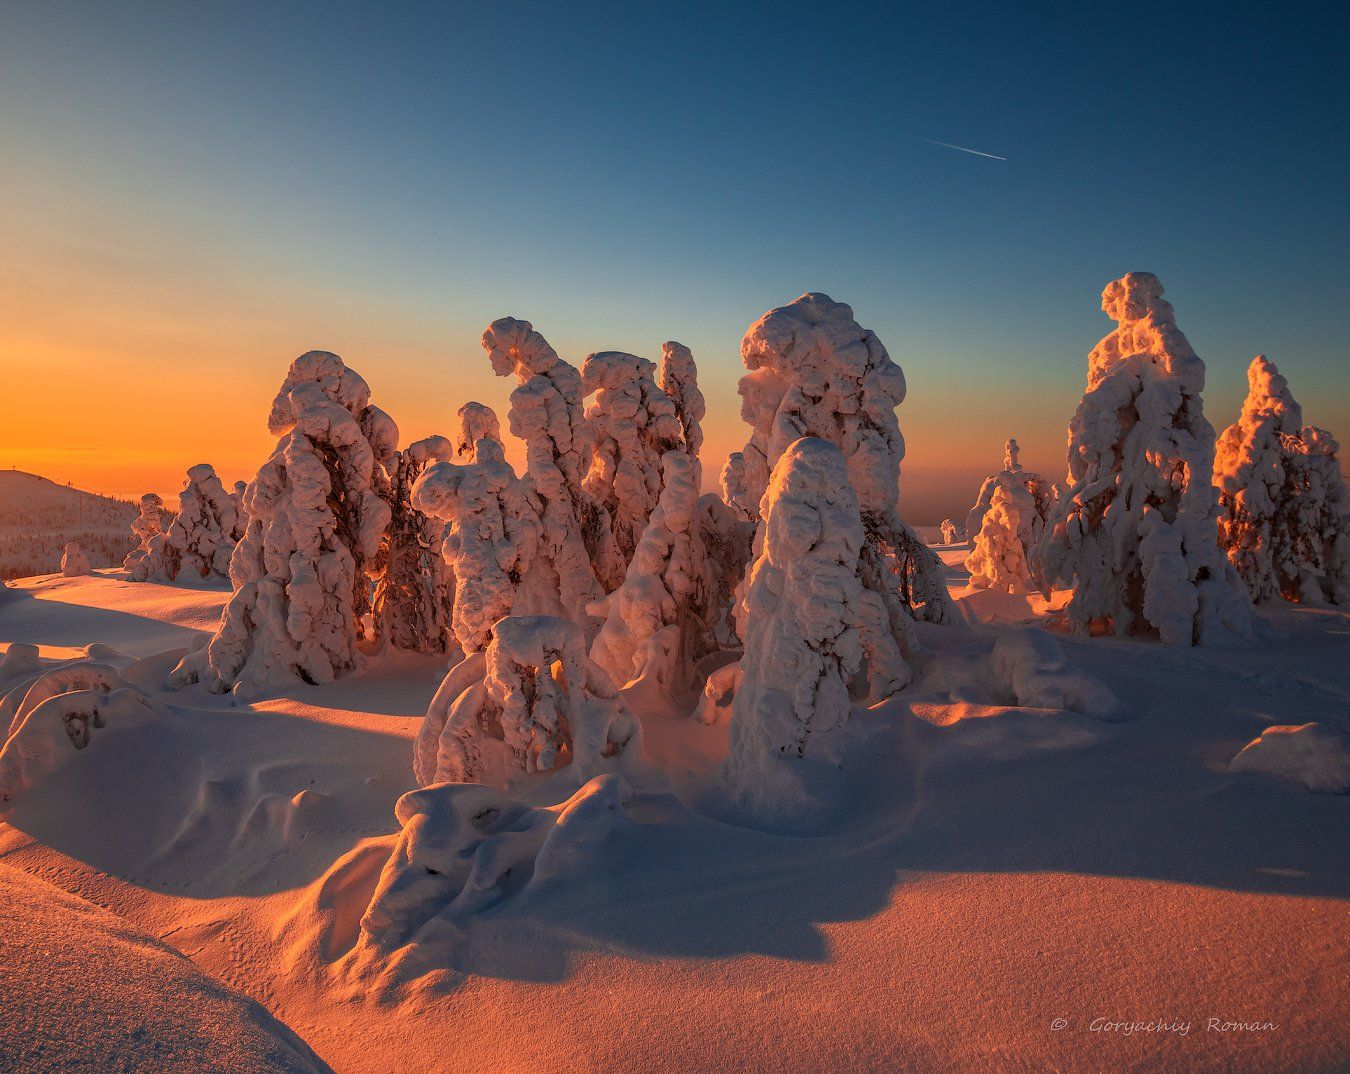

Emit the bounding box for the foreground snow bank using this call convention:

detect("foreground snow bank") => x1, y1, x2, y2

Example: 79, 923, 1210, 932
0, 864, 333, 1073
1229, 723, 1350, 794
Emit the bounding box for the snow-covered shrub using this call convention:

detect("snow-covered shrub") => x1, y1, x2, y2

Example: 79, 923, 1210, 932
722, 293, 951, 691
1035, 273, 1253, 645
374, 435, 458, 653
724, 438, 890, 812
123, 493, 171, 579
581, 350, 685, 586
168, 351, 396, 695
1229, 722, 1350, 794
938, 518, 965, 545
482, 317, 613, 618
154, 464, 239, 580
412, 437, 540, 655
453, 401, 501, 462
590, 451, 701, 690
1215, 355, 1350, 605
990, 627, 1120, 719
60, 541, 91, 577
413, 615, 643, 790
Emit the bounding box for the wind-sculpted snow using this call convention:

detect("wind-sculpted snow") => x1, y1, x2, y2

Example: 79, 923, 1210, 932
482, 317, 612, 620
168, 351, 396, 695
965, 441, 1052, 594
581, 350, 685, 587
414, 615, 643, 790
1215, 356, 1350, 605
1035, 273, 1254, 646
1229, 722, 1350, 794
60, 541, 91, 577
375, 434, 458, 653
724, 439, 899, 813
123, 492, 172, 579
148, 463, 240, 580
412, 437, 540, 655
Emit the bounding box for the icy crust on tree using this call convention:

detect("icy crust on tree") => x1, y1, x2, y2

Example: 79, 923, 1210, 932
659, 341, 706, 483
454, 400, 502, 462
581, 350, 685, 588
1036, 273, 1254, 646
482, 317, 611, 619
725, 293, 950, 630
123, 493, 172, 579
589, 451, 702, 690
1229, 722, 1350, 794
168, 351, 396, 696
151, 463, 240, 580
60, 541, 91, 577
412, 438, 540, 655
1215, 356, 1350, 605
375, 434, 459, 653
724, 439, 904, 813
939, 519, 965, 545
965, 440, 1053, 594
412, 615, 643, 791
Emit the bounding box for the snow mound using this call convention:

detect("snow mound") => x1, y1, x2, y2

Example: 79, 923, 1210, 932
0, 864, 333, 1073
991, 627, 1121, 719
60, 541, 91, 577
1229, 722, 1350, 794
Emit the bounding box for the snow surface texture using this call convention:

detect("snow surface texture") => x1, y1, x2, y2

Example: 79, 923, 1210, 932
412, 437, 540, 655
964, 441, 1053, 594
146, 463, 240, 581
1229, 722, 1350, 794
412, 614, 643, 790
59, 540, 90, 577
1036, 273, 1255, 646
721, 293, 950, 693
482, 316, 612, 620
169, 351, 396, 696
581, 349, 685, 589
123, 492, 172, 579
1215, 355, 1350, 605
724, 438, 893, 813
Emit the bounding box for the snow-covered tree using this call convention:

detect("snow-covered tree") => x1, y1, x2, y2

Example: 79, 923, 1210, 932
411, 437, 540, 655
154, 464, 239, 580
938, 519, 965, 544
659, 341, 705, 484
482, 317, 613, 619
168, 351, 396, 695
229, 481, 249, 541
590, 451, 702, 690
1035, 273, 1253, 645
964, 438, 1052, 593
720, 293, 951, 693
60, 541, 91, 577
453, 401, 501, 462
413, 614, 642, 790
724, 438, 881, 812
1215, 355, 1350, 605
581, 350, 685, 586
123, 493, 171, 579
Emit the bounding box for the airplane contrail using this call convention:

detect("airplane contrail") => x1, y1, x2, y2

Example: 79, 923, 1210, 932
918, 137, 1007, 161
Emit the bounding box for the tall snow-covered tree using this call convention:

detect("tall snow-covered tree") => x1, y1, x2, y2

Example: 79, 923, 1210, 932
659, 341, 705, 485
1215, 355, 1350, 604
156, 463, 239, 580
720, 292, 951, 693
229, 481, 249, 541
168, 351, 396, 695
1035, 273, 1253, 645
964, 438, 1052, 593
482, 317, 613, 619
581, 350, 685, 587
123, 493, 171, 580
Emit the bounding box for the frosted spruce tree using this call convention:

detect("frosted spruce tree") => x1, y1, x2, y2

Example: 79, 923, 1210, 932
1035, 273, 1253, 645
1215, 355, 1350, 604
938, 519, 965, 544
154, 463, 239, 580
453, 400, 501, 462
482, 317, 613, 619
60, 541, 92, 577
123, 493, 171, 580
723, 439, 873, 812
720, 292, 951, 693
581, 350, 685, 587
964, 438, 1051, 593
229, 481, 249, 541
168, 351, 396, 695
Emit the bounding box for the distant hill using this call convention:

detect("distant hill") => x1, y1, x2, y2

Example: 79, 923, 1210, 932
0, 471, 139, 579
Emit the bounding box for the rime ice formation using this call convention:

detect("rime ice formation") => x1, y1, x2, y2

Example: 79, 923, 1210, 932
374, 435, 458, 653
412, 615, 643, 791
964, 439, 1051, 553
581, 350, 685, 586
1035, 273, 1254, 645
1215, 356, 1350, 605
482, 317, 612, 618
154, 464, 240, 580
589, 451, 702, 690
123, 493, 172, 579
168, 352, 396, 695
60, 541, 91, 577
453, 401, 502, 462
724, 439, 895, 812
229, 480, 249, 540
939, 518, 965, 545
1229, 722, 1350, 794
659, 341, 705, 483
722, 293, 950, 691
964, 442, 1052, 594
412, 438, 540, 655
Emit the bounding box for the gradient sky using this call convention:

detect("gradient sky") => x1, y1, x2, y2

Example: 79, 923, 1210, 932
2, 3, 1347, 521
